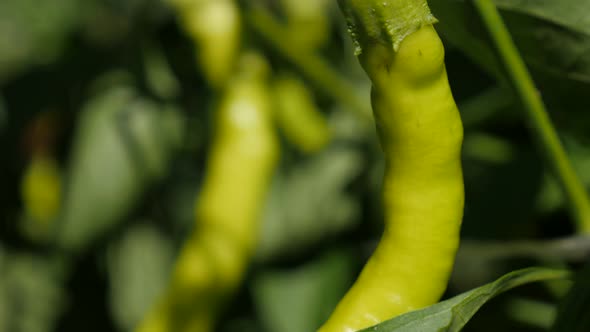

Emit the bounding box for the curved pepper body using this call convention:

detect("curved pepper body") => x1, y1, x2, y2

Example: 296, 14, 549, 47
319, 25, 464, 332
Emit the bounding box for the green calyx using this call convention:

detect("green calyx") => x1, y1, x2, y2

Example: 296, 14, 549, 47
337, 0, 437, 54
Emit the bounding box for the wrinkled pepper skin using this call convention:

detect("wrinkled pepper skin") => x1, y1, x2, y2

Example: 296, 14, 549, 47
319, 20, 464, 332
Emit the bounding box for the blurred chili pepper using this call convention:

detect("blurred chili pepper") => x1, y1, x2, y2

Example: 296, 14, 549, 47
136, 52, 278, 332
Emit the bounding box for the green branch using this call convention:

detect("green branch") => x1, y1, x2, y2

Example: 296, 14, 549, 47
472, 0, 590, 233
458, 235, 590, 262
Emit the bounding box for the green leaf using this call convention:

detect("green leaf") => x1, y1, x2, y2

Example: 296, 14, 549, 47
431, 0, 590, 83
428, 0, 590, 139
492, 0, 590, 36
430, 0, 590, 135
502, 11, 590, 84
256, 146, 363, 260
360, 267, 570, 332
0, 249, 66, 332
252, 251, 355, 332
106, 224, 175, 332
429, 0, 503, 79
57, 85, 183, 251
0, 0, 79, 81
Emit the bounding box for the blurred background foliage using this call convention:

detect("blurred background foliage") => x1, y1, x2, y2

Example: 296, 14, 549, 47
1, 0, 590, 331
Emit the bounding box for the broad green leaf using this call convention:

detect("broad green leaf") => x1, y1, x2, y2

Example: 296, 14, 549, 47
360, 267, 569, 332
504, 12, 590, 84
493, 0, 590, 36
431, 0, 590, 83
58, 85, 183, 251
431, 0, 590, 136
430, 0, 590, 133
495, 0, 590, 84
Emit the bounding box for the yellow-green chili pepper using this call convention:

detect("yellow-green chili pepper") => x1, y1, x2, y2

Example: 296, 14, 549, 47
171, 0, 241, 88
319, 1, 464, 331
21, 156, 61, 227
273, 73, 331, 153
279, 0, 332, 50
135, 52, 279, 332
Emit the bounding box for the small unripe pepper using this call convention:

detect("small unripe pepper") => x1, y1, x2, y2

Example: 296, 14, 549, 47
171, 0, 241, 88
21, 156, 61, 228
273, 73, 331, 153
279, 0, 332, 50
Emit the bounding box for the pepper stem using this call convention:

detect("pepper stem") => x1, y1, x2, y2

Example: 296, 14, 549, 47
337, 0, 437, 54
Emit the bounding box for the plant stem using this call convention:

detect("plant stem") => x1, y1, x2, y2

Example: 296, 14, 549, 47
245, 7, 372, 123
472, 0, 590, 233
458, 235, 590, 262
337, 0, 437, 53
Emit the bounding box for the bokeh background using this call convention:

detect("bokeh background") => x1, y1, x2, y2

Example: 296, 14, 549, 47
1, 0, 589, 331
